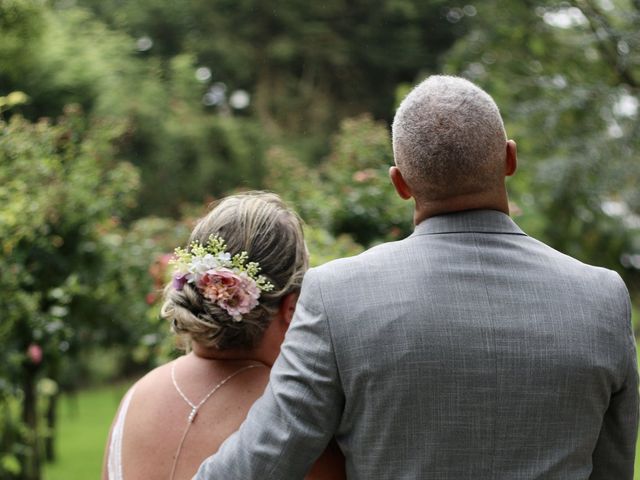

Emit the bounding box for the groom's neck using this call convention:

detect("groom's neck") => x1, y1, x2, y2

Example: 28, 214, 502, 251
413, 188, 510, 225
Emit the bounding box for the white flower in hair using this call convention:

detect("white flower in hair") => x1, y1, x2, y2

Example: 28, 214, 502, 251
217, 252, 231, 263
189, 253, 220, 281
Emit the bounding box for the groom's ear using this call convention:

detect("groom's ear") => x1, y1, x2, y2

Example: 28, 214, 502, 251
505, 140, 517, 177
389, 166, 413, 200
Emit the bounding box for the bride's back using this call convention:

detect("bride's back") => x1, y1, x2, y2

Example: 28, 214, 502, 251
120, 356, 269, 479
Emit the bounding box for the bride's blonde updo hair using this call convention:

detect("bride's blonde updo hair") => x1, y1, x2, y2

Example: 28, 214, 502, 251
161, 191, 308, 351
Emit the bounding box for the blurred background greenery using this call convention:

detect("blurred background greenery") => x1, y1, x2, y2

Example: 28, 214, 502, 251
1, 0, 639, 478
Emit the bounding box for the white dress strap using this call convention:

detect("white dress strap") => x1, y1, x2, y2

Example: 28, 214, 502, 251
108, 386, 136, 480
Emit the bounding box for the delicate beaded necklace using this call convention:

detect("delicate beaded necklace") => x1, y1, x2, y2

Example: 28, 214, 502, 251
169, 359, 264, 480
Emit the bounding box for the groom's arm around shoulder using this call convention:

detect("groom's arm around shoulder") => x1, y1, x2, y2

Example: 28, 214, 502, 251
590, 270, 639, 480
193, 266, 345, 480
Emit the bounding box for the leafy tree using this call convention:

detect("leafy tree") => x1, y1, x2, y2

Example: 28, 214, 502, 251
321, 115, 413, 245
1, 1, 277, 217
0, 107, 140, 478
0, 0, 45, 94
76, 0, 472, 132
266, 115, 413, 247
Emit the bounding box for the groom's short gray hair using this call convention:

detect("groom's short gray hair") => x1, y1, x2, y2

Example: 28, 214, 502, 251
392, 75, 507, 201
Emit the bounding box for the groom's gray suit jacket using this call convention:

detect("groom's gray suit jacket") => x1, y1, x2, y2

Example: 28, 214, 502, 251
196, 209, 638, 479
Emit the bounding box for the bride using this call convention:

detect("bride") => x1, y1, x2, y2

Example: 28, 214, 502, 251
102, 192, 345, 479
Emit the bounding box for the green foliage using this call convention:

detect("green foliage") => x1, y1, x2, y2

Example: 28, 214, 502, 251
304, 226, 364, 267
0, 0, 45, 91
76, 0, 469, 130
0, 0, 473, 219
0, 109, 144, 476
0, 392, 26, 479
91, 216, 190, 368
0, 2, 270, 217
266, 115, 413, 247
0, 3, 142, 120
0, 109, 135, 369
131, 108, 267, 217
322, 115, 413, 245
264, 145, 333, 227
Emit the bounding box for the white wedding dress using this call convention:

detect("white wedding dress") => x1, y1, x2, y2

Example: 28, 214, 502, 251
107, 386, 136, 480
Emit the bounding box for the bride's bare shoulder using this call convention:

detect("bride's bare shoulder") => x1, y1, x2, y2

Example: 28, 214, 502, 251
129, 361, 175, 393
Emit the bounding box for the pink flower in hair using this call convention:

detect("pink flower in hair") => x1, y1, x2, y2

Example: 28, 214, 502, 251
199, 269, 260, 321
218, 273, 261, 321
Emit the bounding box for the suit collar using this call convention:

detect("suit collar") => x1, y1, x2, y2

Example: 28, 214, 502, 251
411, 209, 527, 236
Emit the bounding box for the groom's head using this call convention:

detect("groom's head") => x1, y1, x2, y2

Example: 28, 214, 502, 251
390, 75, 516, 216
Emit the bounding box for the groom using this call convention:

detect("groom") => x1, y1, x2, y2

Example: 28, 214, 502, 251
195, 76, 638, 478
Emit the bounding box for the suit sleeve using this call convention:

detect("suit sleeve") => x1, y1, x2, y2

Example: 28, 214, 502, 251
590, 274, 639, 479
193, 268, 344, 479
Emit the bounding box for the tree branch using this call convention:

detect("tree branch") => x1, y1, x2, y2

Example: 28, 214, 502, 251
569, 0, 639, 89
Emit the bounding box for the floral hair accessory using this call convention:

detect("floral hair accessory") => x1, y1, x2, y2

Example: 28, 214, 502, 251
170, 235, 274, 322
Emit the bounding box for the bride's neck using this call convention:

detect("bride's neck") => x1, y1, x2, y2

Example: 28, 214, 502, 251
191, 342, 272, 367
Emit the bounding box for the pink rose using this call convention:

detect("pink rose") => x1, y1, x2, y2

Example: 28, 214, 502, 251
199, 268, 241, 301
27, 344, 43, 365
198, 269, 261, 321
219, 274, 260, 321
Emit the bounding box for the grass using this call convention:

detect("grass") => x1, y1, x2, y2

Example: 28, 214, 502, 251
43, 383, 132, 480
